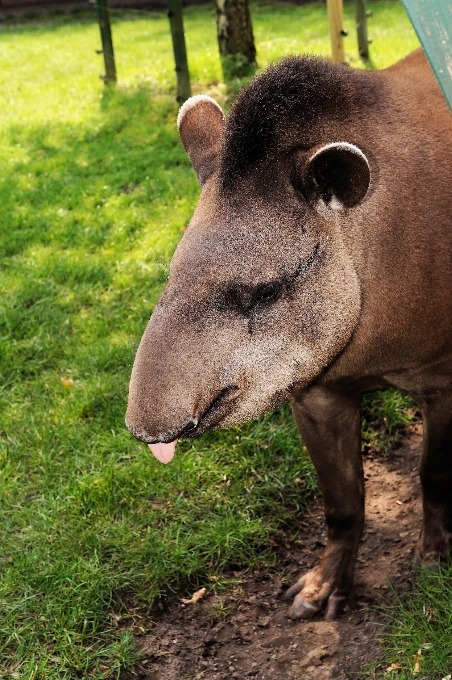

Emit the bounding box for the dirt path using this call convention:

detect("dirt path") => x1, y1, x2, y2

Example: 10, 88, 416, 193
122, 424, 423, 680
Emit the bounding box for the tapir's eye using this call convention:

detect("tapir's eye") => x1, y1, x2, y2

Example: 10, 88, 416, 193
221, 281, 283, 317
253, 282, 283, 306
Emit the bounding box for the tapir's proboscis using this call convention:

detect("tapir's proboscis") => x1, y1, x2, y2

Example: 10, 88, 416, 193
126, 49, 452, 621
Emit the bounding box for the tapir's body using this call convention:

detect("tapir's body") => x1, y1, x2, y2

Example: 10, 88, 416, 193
126, 49, 452, 619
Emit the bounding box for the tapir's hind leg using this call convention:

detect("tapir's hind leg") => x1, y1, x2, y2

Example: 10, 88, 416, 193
416, 392, 452, 566
288, 385, 364, 620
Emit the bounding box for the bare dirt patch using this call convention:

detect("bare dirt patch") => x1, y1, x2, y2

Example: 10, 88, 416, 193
120, 424, 423, 680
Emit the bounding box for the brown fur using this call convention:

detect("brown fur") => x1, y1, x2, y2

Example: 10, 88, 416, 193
126, 50, 452, 619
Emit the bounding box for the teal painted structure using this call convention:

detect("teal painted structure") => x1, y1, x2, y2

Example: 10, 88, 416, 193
400, 0, 452, 110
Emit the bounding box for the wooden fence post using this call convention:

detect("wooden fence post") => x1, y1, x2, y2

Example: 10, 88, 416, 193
354, 0, 369, 60
166, 0, 191, 104
327, 0, 346, 63
95, 0, 117, 84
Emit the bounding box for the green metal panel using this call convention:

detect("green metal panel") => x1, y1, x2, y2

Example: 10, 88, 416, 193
400, 0, 452, 110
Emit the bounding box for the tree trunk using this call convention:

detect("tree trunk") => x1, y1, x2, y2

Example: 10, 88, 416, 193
215, 0, 256, 78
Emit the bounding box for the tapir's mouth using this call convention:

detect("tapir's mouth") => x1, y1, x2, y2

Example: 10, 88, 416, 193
184, 384, 241, 438
126, 385, 241, 445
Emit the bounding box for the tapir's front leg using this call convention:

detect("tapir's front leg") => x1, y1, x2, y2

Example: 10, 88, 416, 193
288, 385, 364, 620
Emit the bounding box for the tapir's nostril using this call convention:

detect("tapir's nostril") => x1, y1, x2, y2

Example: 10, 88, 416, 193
178, 418, 199, 436
126, 417, 199, 444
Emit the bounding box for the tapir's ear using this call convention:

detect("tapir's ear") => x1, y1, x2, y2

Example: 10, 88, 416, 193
177, 95, 225, 186
301, 142, 371, 210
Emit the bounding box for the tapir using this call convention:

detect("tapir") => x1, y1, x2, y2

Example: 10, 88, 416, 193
126, 48, 452, 620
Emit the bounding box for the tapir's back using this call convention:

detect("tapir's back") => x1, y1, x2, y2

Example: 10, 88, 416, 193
382, 49, 452, 139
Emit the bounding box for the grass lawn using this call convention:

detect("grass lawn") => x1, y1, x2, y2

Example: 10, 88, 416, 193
1, 1, 448, 677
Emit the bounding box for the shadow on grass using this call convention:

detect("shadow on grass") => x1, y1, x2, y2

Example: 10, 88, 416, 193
0, 86, 194, 386
1, 87, 186, 258
0, 82, 319, 676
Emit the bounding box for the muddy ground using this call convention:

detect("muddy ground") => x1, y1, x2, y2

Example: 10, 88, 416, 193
120, 423, 423, 680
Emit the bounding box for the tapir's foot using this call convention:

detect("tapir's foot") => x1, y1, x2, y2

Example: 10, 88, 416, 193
413, 548, 441, 571
413, 526, 452, 571
413, 501, 452, 570
285, 564, 350, 621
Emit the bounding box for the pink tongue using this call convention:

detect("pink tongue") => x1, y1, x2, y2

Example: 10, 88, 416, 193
149, 440, 178, 464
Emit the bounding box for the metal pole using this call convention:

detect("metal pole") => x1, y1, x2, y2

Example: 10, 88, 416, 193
354, 0, 369, 60
95, 0, 117, 84
327, 0, 346, 64
166, 0, 191, 104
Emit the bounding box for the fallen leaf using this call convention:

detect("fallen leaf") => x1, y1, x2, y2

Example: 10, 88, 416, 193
181, 587, 206, 604
385, 662, 401, 673
60, 377, 74, 387
413, 661, 421, 673
110, 612, 121, 626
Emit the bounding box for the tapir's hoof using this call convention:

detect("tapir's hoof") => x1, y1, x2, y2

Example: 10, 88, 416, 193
288, 599, 321, 620
413, 546, 441, 571
285, 576, 321, 620
285, 574, 347, 620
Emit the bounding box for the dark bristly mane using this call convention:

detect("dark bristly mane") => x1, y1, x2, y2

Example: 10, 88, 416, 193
220, 56, 380, 191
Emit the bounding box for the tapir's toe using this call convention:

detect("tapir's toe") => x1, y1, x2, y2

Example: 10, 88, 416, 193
285, 576, 306, 600
286, 571, 324, 619
288, 598, 321, 620
324, 593, 347, 620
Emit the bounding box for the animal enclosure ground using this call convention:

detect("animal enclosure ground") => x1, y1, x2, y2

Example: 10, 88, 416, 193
2, 2, 449, 678
120, 424, 445, 680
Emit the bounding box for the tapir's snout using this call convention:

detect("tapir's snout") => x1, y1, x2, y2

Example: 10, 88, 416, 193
126, 384, 241, 444
125, 414, 198, 446
125, 310, 243, 446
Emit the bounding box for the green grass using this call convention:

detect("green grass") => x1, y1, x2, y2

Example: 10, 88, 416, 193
362, 390, 418, 454
369, 566, 452, 679
0, 2, 422, 677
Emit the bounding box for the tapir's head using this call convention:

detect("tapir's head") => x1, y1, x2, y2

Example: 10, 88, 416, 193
126, 56, 377, 462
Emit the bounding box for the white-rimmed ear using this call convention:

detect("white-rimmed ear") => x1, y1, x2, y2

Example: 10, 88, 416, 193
177, 95, 225, 186
302, 142, 371, 210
